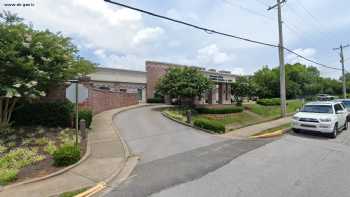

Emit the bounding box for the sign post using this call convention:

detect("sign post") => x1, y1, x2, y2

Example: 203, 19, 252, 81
66, 80, 89, 147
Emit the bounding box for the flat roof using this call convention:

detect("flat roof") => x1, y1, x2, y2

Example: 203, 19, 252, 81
88, 67, 146, 84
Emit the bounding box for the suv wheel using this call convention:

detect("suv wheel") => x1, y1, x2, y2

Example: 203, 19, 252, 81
344, 121, 348, 130
330, 123, 338, 138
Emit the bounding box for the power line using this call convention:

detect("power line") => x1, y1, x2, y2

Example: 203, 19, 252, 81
284, 3, 337, 44
222, 0, 274, 21
104, 0, 341, 71
253, 0, 270, 7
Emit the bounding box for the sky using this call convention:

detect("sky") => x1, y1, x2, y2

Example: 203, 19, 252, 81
2, 0, 350, 78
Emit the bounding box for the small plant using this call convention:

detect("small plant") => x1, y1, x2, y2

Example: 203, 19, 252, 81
0, 148, 45, 169
44, 141, 57, 155
59, 129, 80, 146
37, 127, 45, 135
0, 168, 19, 185
21, 138, 33, 146
6, 142, 16, 149
53, 145, 81, 166
35, 137, 50, 146
0, 145, 7, 154
7, 134, 17, 141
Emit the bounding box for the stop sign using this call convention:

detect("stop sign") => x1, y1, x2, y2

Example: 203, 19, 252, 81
65, 84, 89, 103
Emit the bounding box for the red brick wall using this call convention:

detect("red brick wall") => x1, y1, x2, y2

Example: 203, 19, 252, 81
80, 88, 138, 115
146, 61, 171, 99
44, 83, 138, 115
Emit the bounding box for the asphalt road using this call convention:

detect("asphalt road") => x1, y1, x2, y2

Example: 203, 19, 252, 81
102, 106, 274, 197
104, 105, 350, 197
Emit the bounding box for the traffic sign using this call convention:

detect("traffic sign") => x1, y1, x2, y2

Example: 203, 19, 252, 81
66, 84, 89, 103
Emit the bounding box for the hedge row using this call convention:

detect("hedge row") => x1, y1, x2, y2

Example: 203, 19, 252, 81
256, 98, 281, 106
12, 101, 74, 127
193, 118, 225, 134
147, 98, 164, 103
195, 107, 243, 114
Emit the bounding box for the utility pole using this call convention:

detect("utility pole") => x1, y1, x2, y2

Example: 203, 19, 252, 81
268, 0, 287, 117
334, 44, 350, 99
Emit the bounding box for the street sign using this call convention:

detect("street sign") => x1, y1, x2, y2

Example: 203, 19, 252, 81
66, 84, 89, 103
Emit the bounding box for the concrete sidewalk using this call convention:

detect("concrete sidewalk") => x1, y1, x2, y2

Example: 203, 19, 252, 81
0, 105, 143, 197
224, 117, 292, 138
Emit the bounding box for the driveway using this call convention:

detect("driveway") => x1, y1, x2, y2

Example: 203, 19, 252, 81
102, 105, 350, 197
102, 105, 274, 196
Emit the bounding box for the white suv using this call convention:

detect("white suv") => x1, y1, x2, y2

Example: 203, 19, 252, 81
292, 101, 348, 138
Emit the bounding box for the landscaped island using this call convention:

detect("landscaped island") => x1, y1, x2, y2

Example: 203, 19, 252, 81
162, 99, 303, 134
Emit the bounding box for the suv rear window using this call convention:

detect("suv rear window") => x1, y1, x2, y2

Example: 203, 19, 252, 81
301, 105, 333, 114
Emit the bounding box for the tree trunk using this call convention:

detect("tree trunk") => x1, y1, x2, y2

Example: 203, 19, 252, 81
0, 97, 18, 125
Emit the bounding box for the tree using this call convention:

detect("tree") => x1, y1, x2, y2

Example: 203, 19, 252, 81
156, 67, 212, 105
0, 11, 96, 126
231, 76, 257, 101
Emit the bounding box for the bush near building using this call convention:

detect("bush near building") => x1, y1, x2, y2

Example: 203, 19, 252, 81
195, 106, 243, 114
193, 118, 225, 134
147, 98, 164, 103
12, 101, 74, 127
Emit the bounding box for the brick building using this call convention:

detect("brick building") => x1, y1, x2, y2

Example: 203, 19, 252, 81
146, 61, 237, 105
86, 61, 238, 106
88, 67, 147, 103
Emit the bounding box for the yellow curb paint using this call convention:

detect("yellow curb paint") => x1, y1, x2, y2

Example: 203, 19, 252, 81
74, 182, 106, 197
249, 129, 285, 139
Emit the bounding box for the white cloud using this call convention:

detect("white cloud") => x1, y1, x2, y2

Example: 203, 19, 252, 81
196, 44, 235, 65
132, 27, 164, 46
286, 48, 317, 65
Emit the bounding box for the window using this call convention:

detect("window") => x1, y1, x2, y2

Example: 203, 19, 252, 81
301, 105, 333, 114
334, 104, 343, 113
120, 89, 127, 93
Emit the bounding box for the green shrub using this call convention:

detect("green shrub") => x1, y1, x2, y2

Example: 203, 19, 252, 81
195, 107, 243, 114
76, 109, 93, 128
0, 168, 19, 185
147, 98, 164, 103
44, 141, 57, 155
193, 118, 225, 134
12, 101, 74, 127
53, 145, 80, 166
256, 98, 281, 106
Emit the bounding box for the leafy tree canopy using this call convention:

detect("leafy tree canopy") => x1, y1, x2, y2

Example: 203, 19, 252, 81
156, 67, 213, 102
0, 11, 96, 125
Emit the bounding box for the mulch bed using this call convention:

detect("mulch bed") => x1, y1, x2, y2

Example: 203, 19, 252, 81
1, 127, 87, 185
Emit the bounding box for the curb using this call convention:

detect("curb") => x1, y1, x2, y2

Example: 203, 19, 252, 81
161, 112, 218, 135
250, 128, 291, 139
161, 110, 291, 140
1, 133, 92, 192
83, 104, 151, 197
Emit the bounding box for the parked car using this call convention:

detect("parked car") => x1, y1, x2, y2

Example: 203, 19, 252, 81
292, 101, 348, 138
334, 99, 350, 121
317, 94, 335, 101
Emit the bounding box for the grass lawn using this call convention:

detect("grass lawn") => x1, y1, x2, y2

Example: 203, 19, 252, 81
244, 100, 303, 119
197, 112, 261, 127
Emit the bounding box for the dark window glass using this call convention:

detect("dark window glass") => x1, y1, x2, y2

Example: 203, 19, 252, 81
301, 105, 333, 114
